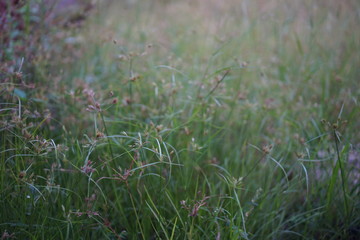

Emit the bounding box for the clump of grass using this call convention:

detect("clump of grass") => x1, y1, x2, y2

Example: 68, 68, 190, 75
1, 0, 360, 239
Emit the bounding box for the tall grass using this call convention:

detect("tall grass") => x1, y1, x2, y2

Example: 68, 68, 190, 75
1, 0, 360, 239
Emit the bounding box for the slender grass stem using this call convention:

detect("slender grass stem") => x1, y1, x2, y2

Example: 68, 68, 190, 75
333, 129, 349, 220
100, 112, 114, 159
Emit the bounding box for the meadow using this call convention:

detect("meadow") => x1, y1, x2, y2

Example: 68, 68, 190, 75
1, 0, 360, 239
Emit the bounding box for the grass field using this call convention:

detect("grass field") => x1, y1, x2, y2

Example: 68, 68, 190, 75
1, 0, 360, 239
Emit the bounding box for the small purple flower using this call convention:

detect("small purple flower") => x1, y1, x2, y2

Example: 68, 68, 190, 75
81, 160, 95, 174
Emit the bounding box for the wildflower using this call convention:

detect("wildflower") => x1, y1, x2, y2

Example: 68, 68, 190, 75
122, 97, 131, 106
22, 129, 32, 139
180, 200, 187, 207
261, 144, 273, 154
96, 130, 104, 138
83, 88, 95, 98
81, 160, 95, 174
14, 71, 22, 80
181, 196, 210, 217
189, 196, 210, 217
184, 127, 191, 135
18, 171, 26, 179
86, 102, 101, 112
155, 124, 163, 132
232, 176, 243, 187
295, 152, 306, 159
86, 105, 97, 112
130, 74, 141, 82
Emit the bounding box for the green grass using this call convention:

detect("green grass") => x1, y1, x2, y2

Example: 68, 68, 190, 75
1, 0, 360, 239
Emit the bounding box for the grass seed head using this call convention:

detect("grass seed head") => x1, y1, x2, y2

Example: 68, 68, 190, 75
262, 144, 273, 154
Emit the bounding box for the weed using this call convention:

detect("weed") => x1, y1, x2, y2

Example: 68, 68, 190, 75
1, 0, 360, 239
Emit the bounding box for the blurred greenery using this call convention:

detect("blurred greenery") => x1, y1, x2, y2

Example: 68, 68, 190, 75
1, 0, 360, 239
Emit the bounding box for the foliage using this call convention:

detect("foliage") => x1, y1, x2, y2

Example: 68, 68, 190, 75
1, 0, 360, 239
